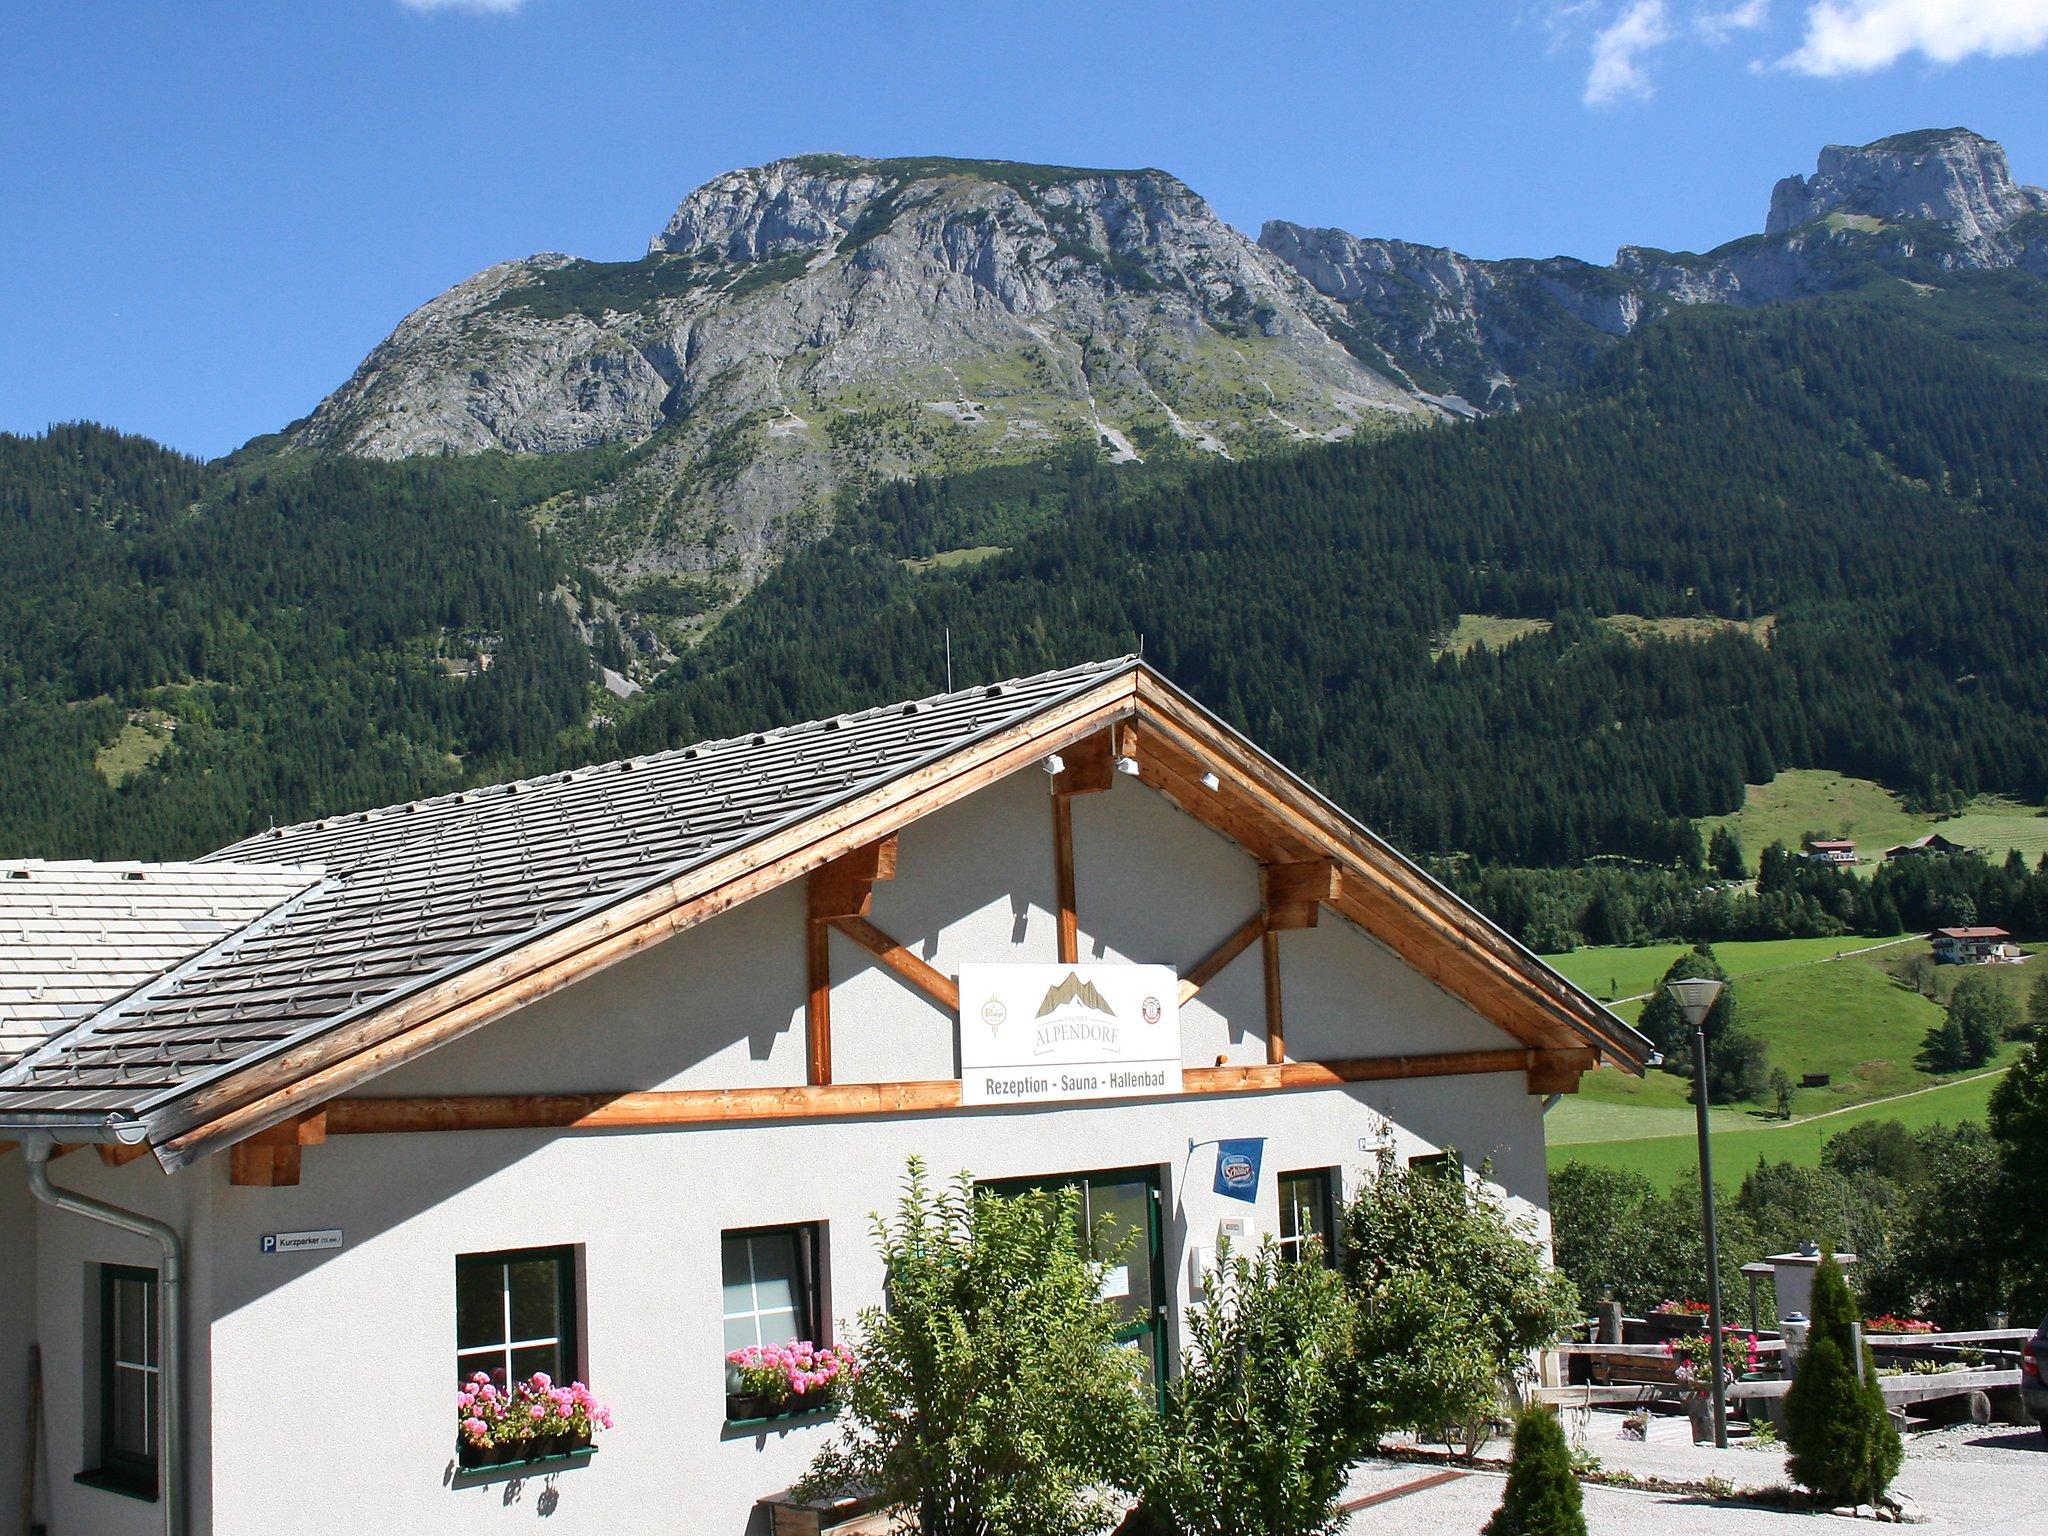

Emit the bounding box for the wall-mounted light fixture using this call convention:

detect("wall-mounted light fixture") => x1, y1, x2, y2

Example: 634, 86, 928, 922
1113, 754, 1140, 776
1200, 770, 1221, 791
1041, 753, 1065, 775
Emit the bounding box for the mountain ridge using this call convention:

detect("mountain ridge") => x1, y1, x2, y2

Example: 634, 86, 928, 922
1260, 125, 2048, 409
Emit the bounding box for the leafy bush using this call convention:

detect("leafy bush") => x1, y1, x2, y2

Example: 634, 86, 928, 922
1137, 1239, 1363, 1536
1783, 1254, 1901, 1508
1343, 1152, 1577, 1432
1482, 1407, 1586, 1536
798, 1160, 1144, 1536
1353, 1271, 1500, 1452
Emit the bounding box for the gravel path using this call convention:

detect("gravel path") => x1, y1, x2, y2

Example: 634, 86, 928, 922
1341, 1419, 2048, 1535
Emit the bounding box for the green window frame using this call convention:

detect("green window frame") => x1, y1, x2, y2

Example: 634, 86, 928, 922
91, 1264, 160, 1499
720, 1224, 821, 1353
455, 1246, 578, 1390
1276, 1168, 1339, 1267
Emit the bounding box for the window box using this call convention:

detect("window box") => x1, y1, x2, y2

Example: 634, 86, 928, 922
456, 1430, 595, 1472
726, 1399, 841, 1431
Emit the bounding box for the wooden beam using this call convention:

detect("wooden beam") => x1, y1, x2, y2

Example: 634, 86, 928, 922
1527, 1048, 1597, 1095
1052, 730, 1115, 797
323, 1048, 1547, 1138
322, 1049, 1560, 1135
1262, 859, 1335, 930
96, 1140, 157, 1169
1261, 928, 1286, 1064
806, 913, 832, 1086
829, 916, 962, 1013
807, 835, 899, 922
1052, 792, 1079, 964
226, 1111, 327, 1188
1184, 1048, 1539, 1094
1178, 911, 1266, 1005
327, 1081, 965, 1134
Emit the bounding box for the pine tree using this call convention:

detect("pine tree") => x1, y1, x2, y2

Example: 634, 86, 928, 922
1784, 1254, 1902, 1509
1482, 1406, 1586, 1536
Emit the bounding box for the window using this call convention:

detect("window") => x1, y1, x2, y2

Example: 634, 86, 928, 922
1276, 1168, 1339, 1267
456, 1247, 578, 1390
721, 1225, 821, 1353
91, 1265, 159, 1497
1408, 1151, 1459, 1178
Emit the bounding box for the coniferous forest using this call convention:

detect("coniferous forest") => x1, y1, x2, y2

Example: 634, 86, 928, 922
5, 274, 2048, 950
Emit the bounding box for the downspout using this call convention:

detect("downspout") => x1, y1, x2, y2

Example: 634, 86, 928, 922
20, 1136, 185, 1536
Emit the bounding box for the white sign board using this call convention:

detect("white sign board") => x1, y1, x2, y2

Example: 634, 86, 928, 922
260, 1229, 342, 1255
957, 963, 1182, 1106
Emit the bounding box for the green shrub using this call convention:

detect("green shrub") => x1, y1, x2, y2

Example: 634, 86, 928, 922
797, 1160, 1144, 1536
1783, 1254, 1902, 1507
1483, 1407, 1587, 1536
1344, 1151, 1578, 1412
1138, 1239, 1364, 1536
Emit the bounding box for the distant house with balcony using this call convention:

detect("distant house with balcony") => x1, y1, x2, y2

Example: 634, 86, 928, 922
1931, 926, 2027, 965
1884, 832, 1969, 860
1802, 838, 1859, 867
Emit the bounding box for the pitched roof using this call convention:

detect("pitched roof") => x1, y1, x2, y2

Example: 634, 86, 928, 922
0, 861, 319, 1070
0, 657, 1646, 1160
0, 659, 1132, 1128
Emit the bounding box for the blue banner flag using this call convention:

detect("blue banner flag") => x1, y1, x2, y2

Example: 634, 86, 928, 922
1213, 1138, 1265, 1203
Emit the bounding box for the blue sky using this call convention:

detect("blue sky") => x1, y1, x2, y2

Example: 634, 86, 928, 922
4, 0, 2044, 458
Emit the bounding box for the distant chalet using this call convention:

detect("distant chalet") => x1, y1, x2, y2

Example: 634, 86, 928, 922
1930, 926, 2027, 965
1884, 832, 1971, 860
1802, 838, 1859, 867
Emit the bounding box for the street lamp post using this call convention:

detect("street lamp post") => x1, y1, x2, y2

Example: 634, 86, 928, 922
1666, 975, 1729, 1449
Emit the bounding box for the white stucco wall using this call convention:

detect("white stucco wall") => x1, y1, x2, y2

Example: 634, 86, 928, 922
194, 1076, 1544, 1536
0, 1163, 38, 1530
12, 763, 1558, 1535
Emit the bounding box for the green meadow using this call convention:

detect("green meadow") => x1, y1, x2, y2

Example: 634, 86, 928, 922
1541, 933, 2035, 1186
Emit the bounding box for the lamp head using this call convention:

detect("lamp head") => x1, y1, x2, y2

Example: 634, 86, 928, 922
1664, 976, 1725, 1029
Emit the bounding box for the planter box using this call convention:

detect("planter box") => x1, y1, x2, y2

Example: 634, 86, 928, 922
457, 1430, 594, 1471
727, 1393, 840, 1428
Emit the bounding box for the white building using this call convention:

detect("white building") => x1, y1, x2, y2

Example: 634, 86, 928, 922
0, 658, 1645, 1536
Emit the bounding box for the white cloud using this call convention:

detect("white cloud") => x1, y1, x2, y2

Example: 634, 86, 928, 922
399, 0, 529, 14
1777, 0, 2048, 76
1585, 0, 1676, 103
1696, 0, 1770, 43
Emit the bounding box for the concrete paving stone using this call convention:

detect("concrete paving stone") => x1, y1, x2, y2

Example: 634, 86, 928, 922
1343, 1421, 2048, 1535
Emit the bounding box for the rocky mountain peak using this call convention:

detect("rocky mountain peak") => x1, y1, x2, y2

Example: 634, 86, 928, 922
647, 154, 1195, 263
1765, 127, 2047, 243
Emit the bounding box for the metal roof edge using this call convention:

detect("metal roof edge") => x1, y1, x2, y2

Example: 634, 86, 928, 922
0, 872, 340, 1093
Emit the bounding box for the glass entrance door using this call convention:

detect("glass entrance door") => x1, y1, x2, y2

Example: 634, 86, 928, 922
981, 1166, 1168, 1396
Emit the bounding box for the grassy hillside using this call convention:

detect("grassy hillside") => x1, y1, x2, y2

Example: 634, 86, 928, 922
1704, 768, 2048, 872
1546, 932, 2037, 1184
1555, 1068, 2008, 1185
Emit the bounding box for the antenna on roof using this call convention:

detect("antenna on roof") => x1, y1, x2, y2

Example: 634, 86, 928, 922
944, 628, 953, 693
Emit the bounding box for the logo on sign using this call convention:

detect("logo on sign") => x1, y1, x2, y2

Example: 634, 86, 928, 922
1031, 971, 1121, 1057
1212, 1137, 1266, 1203
1140, 995, 1163, 1027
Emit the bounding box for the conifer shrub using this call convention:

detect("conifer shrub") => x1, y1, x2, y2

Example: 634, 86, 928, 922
1783, 1254, 1902, 1508
1482, 1407, 1586, 1536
